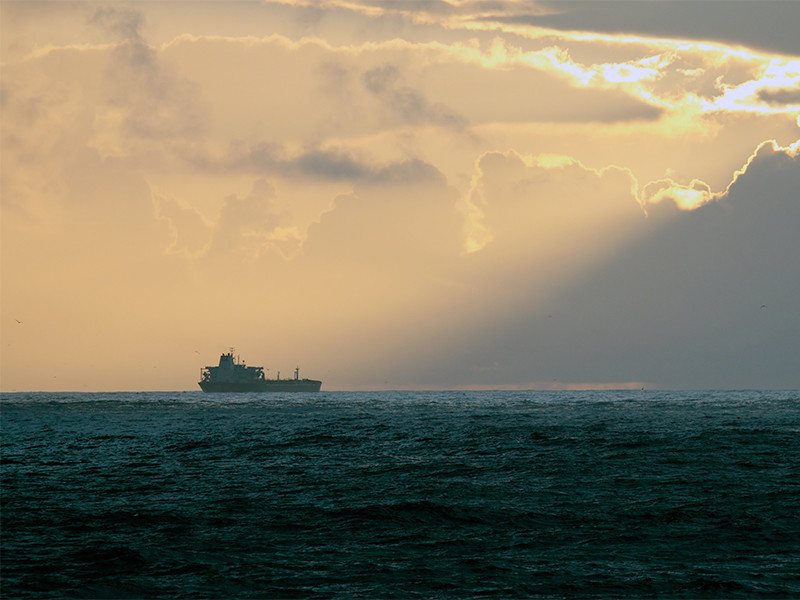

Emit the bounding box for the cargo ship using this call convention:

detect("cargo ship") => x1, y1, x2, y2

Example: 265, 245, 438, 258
199, 350, 322, 392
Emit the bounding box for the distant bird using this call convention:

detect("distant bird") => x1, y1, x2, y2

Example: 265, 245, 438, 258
15, 319, 22, 324
760, 304, 768, 309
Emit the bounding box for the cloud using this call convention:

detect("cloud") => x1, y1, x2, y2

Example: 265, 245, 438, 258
160, 31, 669, 158
427, 55, 664, 125
566, 141, 800, 388
642, 179, 713, 211
205, 179, 303, 261
197, 142, 451, 185
637, 138, 800, 212
362, 64, 469, 130
271, 0, 553, 22
268, 1, 795, 125
466, 150, 643, 255
89, 6, 147, 43
273, 0, 800, 57
302, 160, 461, 271
367, 158, 446, 186
154, 193, 213, 259
718, 138, 800, 211
3, 0, 798, 391
712, 138, 800, 205
326, 150, 652, 387
224, 144, 371, 180
87, 7, 206, 142
489, 0, 800, 56
502, 43, 799, 121
757, 87, 800, 106
373, 137, 800, 389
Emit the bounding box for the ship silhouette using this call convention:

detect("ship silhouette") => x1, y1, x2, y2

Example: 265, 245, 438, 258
199, 350, 321, 392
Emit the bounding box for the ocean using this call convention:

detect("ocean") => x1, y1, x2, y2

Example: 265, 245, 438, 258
1, 390, 799, 598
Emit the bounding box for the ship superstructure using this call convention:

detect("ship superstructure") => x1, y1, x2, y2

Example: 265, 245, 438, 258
199, 350, 321, 392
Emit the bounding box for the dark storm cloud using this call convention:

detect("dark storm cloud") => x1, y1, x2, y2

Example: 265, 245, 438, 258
546, 144, 800, 389
395, 144, 800, 389
488, 1, 800, 56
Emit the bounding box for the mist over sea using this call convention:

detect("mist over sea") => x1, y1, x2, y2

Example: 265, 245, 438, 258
2, 390, 799, 598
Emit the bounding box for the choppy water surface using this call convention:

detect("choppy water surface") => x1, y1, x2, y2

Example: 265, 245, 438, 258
2, 390, 799, 598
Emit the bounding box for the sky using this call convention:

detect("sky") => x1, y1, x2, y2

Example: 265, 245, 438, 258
1, 0, 799, 392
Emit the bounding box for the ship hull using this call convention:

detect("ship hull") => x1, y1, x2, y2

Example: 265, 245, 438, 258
199, 379, 322, 393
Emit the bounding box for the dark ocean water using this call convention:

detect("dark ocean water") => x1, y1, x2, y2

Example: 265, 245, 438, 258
2, 390, 799, 599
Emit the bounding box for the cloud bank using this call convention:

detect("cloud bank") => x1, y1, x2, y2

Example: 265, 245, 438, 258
1, 0, 798, 390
